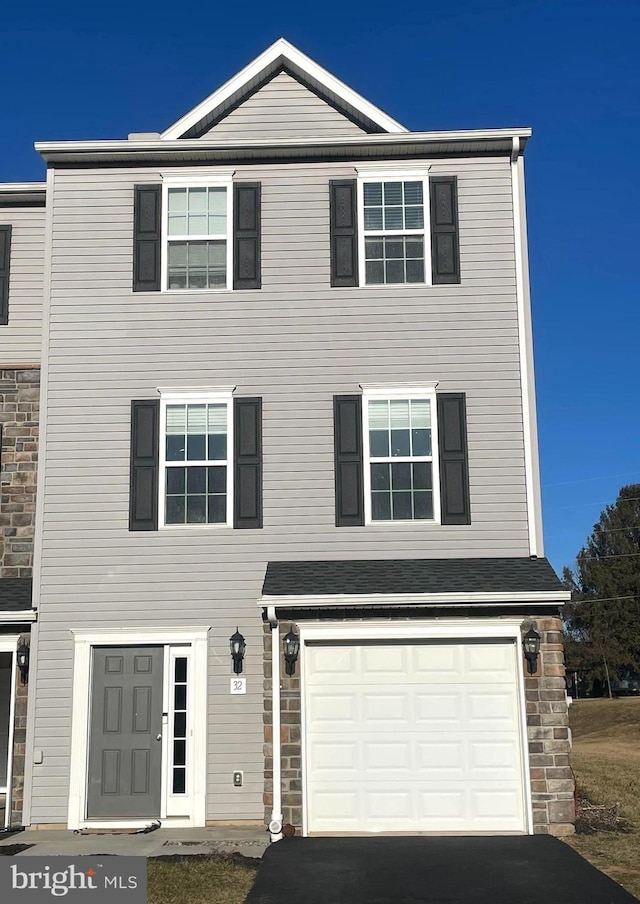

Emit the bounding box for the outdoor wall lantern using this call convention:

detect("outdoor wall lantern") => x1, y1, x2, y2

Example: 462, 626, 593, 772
17, 638, 30, 685
229, 628, 246, 675
283, 627, 300, 677
523, 627, 541, 675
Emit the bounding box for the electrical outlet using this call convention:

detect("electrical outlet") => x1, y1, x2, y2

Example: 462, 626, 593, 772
233, 770, 243, 787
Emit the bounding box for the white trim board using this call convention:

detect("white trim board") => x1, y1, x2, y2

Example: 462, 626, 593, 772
0, 611, 36, 624
161, 38, 408, 140
260, 590, 571, 608
67, 627, 209, 830
0, 637, 19, 829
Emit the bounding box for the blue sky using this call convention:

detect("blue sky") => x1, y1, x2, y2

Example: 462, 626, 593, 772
2, 0, 638, 574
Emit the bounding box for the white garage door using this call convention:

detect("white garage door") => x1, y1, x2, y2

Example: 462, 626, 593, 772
305, 640, 527, 834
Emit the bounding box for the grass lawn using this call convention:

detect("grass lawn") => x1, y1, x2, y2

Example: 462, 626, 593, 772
567, 697, 640, 900
147, 854, 259, 904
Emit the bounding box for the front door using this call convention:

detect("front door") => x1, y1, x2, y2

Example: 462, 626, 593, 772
87, 646, 163, 818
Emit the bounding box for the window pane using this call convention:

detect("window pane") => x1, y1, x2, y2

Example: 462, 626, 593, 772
390, 400, 410, 428
364, 208, 383, 230
208, 187, 226, 215
363, 182, 382, 205
188, 214, 207, 235
385, 239, 404, 259
405, 237, 424, 259
371, 492, 391, 521
391, 462, 411, 490
168, 213, 187, 235
383, 182, 402, 205
405, 206, 424, 229
189, 244, 207, 267
186, 467, 206, 494
392, 491, 412, 520
186, 434, 206, 460
208, 466, 226, 494
368, 400, 388, 429
188, 269, 207, 289
168, 269, 187, 289
371, 462, 390, 491
369, 431, 389, 458
412, 462, 433, 490
175, 658, 187, 682
186, 495, 206, 523
412, 428, 431, 456
208, 242, 226, 266
365, 238, 384, 260
208, 434, 227, 460
166, 495, 185, 524
403, 181, 423, 204
188, 187, 207, 212
386, 259, 404, 283
406, 259, 425, 283
208, 495, 227, 523
174, 686, 187, 711
166, 435, 185, 461
384, 207, 403, 231
173, 769, 186, 794
173, 739, 186, 766
414, 490, 434, 520
166, 467, 185, 495
207, 404, 226, 432
365, 261, 384, 284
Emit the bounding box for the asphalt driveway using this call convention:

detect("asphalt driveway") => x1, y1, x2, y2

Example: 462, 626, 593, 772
246, 835, 638, 904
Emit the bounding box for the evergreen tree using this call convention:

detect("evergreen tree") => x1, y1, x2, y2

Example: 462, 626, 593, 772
563, 483, 640, 696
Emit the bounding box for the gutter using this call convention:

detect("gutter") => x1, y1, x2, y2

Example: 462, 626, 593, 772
259, 590, 571, 609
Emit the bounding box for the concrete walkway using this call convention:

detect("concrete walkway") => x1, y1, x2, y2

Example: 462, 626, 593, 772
0, 825, 268, 858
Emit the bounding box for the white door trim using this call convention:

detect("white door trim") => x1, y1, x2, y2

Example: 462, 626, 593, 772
68, 627, 209, 830
299, 618, 532, 835
0, 636, 19, 829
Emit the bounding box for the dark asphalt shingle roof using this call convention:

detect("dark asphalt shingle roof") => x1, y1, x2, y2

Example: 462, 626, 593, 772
262, 558, 564, 597
0, 578, 33, 611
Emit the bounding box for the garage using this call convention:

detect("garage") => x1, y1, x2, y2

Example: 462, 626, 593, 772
304, 638, 528, 835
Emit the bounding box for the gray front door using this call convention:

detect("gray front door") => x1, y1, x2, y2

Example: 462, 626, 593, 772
87, 646, 163, 818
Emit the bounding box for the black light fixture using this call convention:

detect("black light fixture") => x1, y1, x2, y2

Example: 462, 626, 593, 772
17, 638, 30, 685
523, 626, 541, 675
283, 627, 300, 677
229, 628, 246, 675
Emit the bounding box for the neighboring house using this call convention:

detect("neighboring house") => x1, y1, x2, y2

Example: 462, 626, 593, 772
17, 39, 573, 838
0, 182, 45, 827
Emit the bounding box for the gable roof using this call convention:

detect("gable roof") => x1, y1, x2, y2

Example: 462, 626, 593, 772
161, 38, 408, 140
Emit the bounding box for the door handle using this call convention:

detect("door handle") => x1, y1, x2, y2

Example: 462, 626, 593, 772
156, 733, 162, 741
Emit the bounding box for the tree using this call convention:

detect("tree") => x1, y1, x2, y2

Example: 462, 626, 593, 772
563, 483, 640, 697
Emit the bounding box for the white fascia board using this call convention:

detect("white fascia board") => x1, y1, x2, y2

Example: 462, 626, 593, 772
161, 38, 408, 140
299, 618, 526, 642
260, 590, 571, 608
0, 610, 37, 624
0, 182, 46, 191
34, 127, 532, 160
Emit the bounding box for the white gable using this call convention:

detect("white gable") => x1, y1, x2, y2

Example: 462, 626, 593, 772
162, 38, 407, 140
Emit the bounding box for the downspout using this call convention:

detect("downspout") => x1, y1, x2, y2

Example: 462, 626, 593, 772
266, 605, 283, 842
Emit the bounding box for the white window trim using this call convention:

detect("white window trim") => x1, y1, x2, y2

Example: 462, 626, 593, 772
0, 636, 19, 830
362, 385, 441, 526
158, 390, 234, 529
298, 618, 533, 837
67, 627, 209, 830
161, 171, 234, 293
356, 170, 433, 289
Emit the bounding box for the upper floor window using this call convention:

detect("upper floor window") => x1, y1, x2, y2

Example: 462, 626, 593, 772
161, 173, 234, 292
357, 171, 430, 287
159, 392, 233, 527
363, 386, 440, 523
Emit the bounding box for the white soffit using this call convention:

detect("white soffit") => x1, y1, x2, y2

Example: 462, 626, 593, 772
161, 38, 408, 139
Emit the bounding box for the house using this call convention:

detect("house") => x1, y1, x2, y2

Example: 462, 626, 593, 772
9, 39, 574, 838
0, 181, 45, 828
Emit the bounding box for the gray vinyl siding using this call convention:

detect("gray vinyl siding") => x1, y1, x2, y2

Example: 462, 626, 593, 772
29, 155, 528, 824
205, 71, 366, 140
1, 206, 46, 363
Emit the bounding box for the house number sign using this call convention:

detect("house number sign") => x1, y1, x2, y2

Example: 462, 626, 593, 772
230, 678, 246, 694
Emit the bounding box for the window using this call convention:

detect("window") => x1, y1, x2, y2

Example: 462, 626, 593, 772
363, 387, 440, 523
161, 173, 233, 292
159, 392, 233, 527
358, 172, 430, 286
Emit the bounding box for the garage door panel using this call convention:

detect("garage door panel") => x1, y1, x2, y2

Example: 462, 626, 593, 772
305, 640, 526, 834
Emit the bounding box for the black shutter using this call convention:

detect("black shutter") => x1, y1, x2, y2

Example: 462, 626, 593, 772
334, 395, 364, 526
133, 185, 161, 292
234, 183, 261, 290
330, 180, 358, 287
430, 177, 460, 285
438, 393, 471, 525
0, 225, 11, 325
234, 397, 262, 528
129, 400, 159, 530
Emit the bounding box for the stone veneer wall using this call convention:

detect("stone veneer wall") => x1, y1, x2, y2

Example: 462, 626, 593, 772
0, 367, 38, 825
263, 614, 575, 835
0, 368, 40, 577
